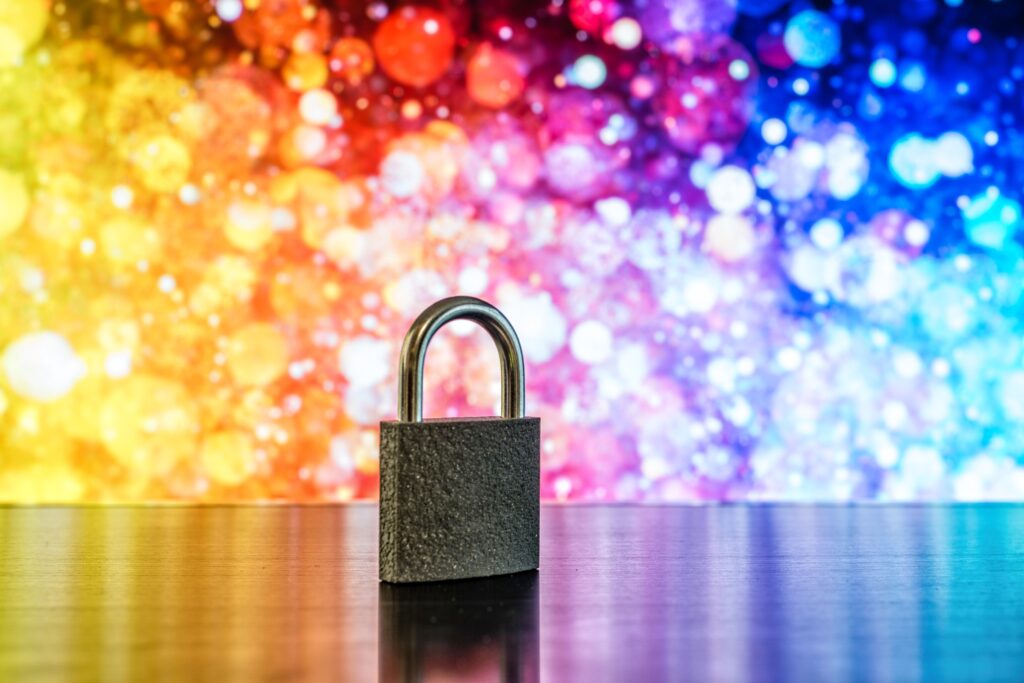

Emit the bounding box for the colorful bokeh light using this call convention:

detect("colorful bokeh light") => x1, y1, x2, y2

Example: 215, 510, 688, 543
1, 0, 1024, 503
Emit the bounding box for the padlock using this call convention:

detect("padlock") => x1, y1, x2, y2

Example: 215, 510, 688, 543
379, 296, 540, 583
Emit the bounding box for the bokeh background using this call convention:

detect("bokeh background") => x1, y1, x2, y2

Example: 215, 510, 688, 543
1, 0, 1023, 502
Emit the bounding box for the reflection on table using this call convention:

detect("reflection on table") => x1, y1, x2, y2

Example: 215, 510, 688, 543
380, 571, 538, 682
2, 505, 1024, 682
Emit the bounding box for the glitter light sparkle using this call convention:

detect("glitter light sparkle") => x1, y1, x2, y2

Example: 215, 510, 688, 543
1, 0, 1024, 502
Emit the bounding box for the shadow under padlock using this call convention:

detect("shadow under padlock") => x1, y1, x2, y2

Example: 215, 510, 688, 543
379, 571, 540, 683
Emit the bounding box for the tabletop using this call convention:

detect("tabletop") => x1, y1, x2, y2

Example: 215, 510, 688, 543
1, 504, 1023, 682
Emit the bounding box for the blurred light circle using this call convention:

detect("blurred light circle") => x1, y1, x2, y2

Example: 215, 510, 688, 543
904, 220, 931, 247
373, 6, 455, 87
467, 44, 524, 108
728, 58, 751, 81
706, 165, 756, 214
933, 131, 973, 178
810, 218, 844, 250
380, 150, 426, 198
962, 189, 1021, 250
899, 61, 927, 91
227, 323, 289, 387
608, 17, 643, 50
570, 320, 613, 365
215, 0, 244, 22
201, 430, 255, 486
761, 118, 788, 145
298, 88, 337, 125
339, 336, 391, 387
704, 214, 757, 262
330, 37, 375, 84
869, 57, 897, 87
572, 55, 607, 89
502, 293, 568, 364
889, 133, 940, 189
2, 332, 86, 402
783, 10, 841, 68
0, 0, 48, 65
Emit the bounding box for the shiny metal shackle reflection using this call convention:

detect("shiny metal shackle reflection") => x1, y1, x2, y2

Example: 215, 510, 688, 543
398, 296, 526, 422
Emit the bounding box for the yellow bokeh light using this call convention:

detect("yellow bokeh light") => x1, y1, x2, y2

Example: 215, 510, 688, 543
97, 319, 141, 353
105, 68, 197, 142
188, 255, 259, 316
29, 173, 87, 246
100, 375, 200, 478
227, 323, 289, 387
132, 135, 192, 193
282, 51, 328, 91
272, 167, 355, 250
0, 168, 30, 238
0, 464, 85, 503
0, 0, 49, 66
201, 429, 255, 486
224, 198, 275, 251
100, 216, 161, 264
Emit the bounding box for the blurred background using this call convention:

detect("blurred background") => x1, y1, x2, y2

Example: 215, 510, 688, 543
0, 0, 1022, 502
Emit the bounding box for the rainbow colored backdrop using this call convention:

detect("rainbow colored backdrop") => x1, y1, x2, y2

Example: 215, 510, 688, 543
1, 0, 1022, 502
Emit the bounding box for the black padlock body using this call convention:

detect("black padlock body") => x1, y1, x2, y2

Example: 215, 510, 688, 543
379, 416, 540, 583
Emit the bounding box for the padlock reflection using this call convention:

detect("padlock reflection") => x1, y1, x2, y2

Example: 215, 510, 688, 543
379, 570, 539, 683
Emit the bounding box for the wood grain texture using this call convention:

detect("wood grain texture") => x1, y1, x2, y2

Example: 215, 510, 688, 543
2, 505, 1023, 682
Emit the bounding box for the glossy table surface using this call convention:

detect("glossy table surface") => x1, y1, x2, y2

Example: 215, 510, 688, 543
2, 504, 1023, 682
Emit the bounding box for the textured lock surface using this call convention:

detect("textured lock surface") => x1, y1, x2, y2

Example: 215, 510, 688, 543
379, 416, 540, 583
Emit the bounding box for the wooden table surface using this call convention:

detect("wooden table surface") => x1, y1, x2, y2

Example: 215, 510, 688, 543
2, 504, 1023, 682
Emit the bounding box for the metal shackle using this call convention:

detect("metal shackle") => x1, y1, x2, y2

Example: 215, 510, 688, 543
398, 296, 526, 422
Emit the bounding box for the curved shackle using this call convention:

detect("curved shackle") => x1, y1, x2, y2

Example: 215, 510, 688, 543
398, 296, 526, 422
